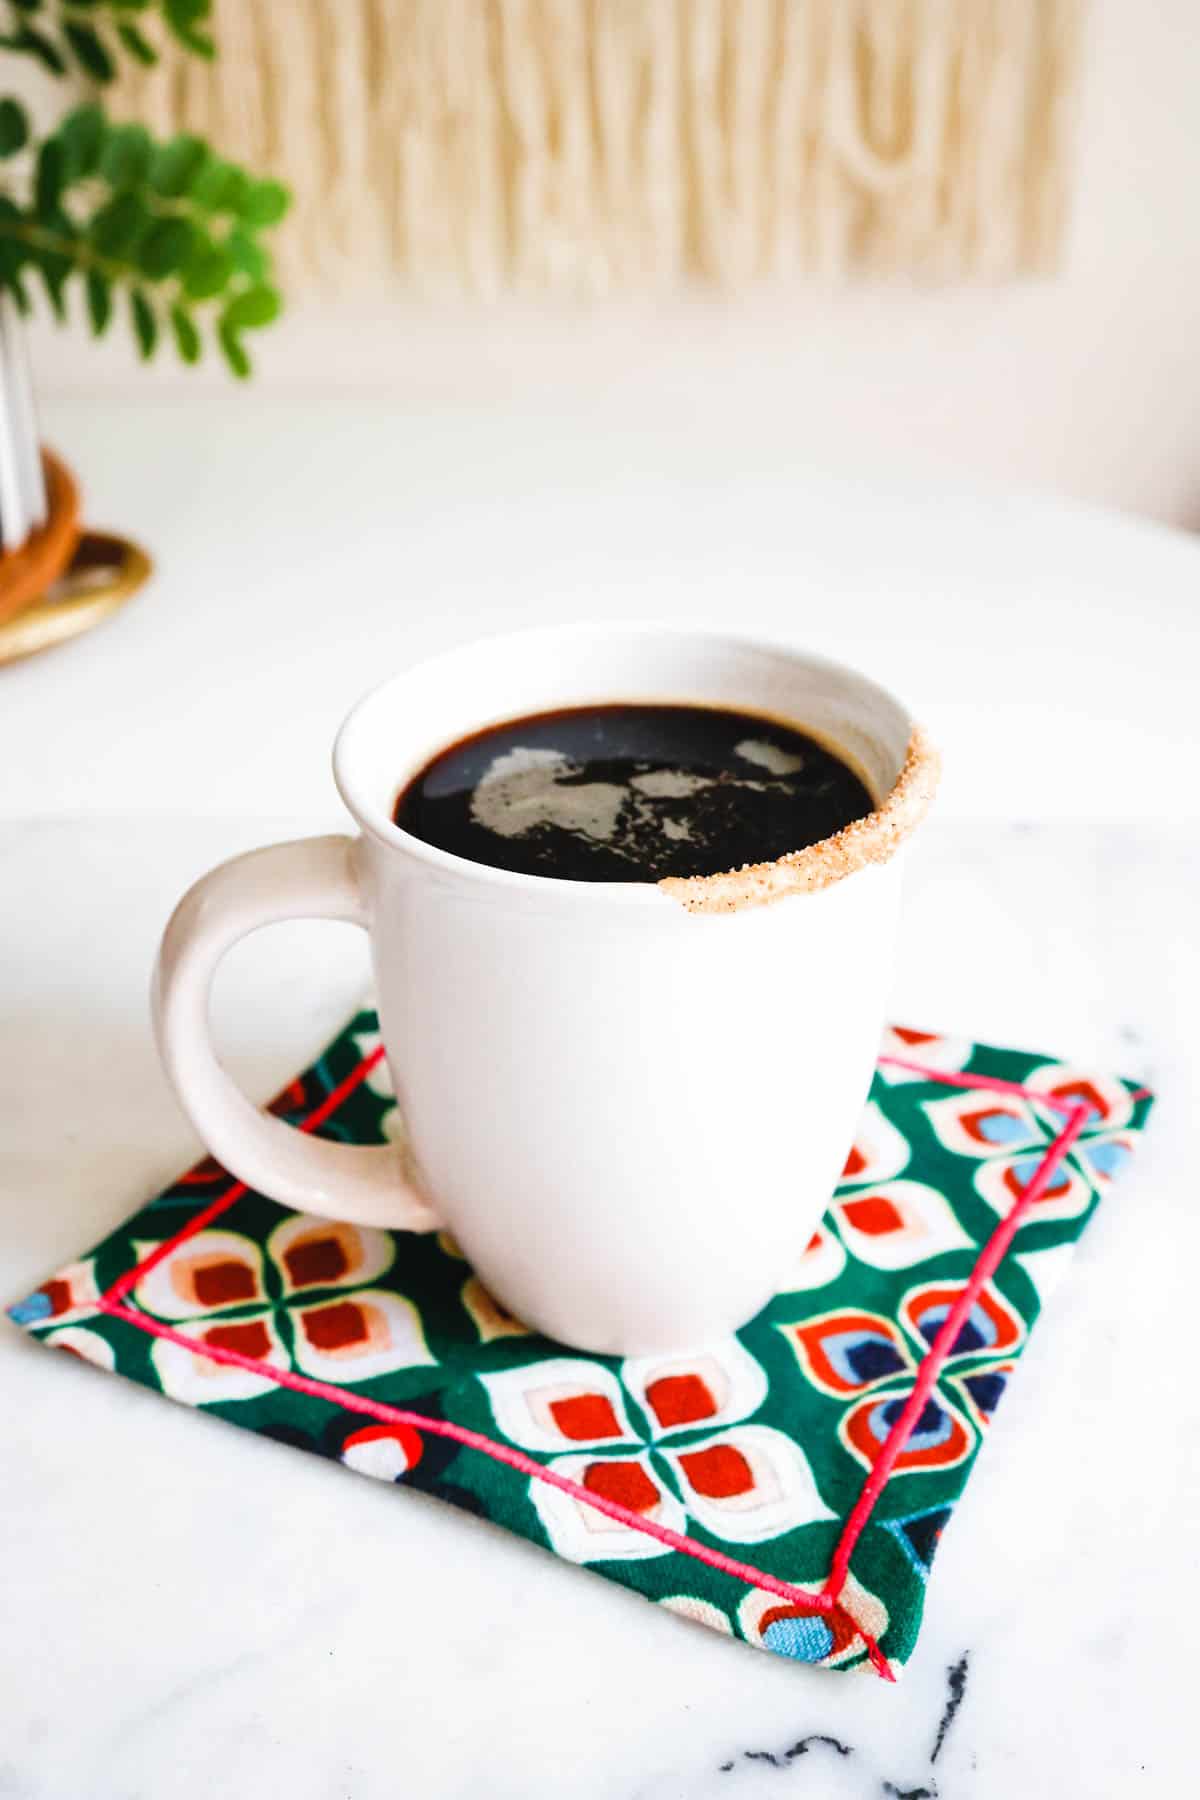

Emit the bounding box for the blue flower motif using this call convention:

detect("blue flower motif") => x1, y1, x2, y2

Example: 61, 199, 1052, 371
761, 1612, 836, 1661
8, 1291, 53, 1325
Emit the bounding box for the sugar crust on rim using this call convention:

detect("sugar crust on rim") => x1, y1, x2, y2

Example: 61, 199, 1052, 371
658, 725, 940, 914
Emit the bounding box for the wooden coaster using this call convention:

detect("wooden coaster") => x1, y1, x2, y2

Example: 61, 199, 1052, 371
0, 530, 153, 666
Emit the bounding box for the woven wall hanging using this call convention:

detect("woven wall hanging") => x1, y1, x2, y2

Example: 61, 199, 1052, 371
109, 0, 1085, 293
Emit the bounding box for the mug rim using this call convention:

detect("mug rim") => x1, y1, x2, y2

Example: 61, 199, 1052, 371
333, 621, 924, 909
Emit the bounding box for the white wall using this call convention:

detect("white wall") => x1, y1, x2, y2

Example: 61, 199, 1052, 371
29, 0, 1200, 526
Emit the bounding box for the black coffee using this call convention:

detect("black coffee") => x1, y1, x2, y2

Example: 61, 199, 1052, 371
393, 703, 873, 883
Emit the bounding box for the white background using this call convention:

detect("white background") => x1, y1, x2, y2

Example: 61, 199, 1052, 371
28, 0, 1200, 527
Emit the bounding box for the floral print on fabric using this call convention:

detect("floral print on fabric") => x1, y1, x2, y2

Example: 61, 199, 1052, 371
7, 1009, 1154, 1679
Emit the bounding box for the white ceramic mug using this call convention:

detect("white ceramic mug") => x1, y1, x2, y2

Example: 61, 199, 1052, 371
153, 626, 935, 1355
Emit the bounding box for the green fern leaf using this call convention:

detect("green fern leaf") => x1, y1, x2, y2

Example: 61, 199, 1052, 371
130, 286, 157, 358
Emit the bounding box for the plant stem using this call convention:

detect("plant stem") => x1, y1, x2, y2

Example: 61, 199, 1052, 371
0, 215, 131, 285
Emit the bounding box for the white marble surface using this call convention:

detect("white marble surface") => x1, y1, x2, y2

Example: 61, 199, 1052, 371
1, 813, 1195, 1800
1, 406, 1199, 1796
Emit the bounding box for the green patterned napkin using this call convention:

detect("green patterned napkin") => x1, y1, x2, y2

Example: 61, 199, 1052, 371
8, 1010, 1153, 1679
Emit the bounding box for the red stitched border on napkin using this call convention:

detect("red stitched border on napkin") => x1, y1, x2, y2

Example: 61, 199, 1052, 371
93, 1049, 1111, 1682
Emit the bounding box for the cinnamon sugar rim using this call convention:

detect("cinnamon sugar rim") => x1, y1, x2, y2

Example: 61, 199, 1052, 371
658, 725, 940, 914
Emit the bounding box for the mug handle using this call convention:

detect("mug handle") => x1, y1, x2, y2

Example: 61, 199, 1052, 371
152, 834, 439, 1232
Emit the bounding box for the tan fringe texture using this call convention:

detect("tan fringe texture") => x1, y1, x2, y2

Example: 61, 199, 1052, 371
110, 0, 1085, 293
